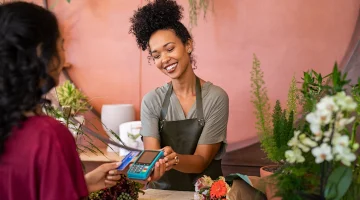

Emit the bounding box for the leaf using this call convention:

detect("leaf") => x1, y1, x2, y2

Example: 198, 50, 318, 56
67, 0, 71, 3
324, 166, 353, 200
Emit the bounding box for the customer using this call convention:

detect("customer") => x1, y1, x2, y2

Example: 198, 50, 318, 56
0, 2, 122, 199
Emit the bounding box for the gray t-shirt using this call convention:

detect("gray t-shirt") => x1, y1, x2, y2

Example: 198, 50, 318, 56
140, 81, 229, 160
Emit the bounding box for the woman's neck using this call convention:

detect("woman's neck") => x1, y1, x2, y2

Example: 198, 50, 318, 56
23, 105, 43, 117
171, 67, 200, 97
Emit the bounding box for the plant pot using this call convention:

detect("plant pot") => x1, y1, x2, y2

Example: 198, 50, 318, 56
260, 165, 282, 200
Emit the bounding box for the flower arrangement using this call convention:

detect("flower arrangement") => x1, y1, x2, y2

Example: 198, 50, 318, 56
274, 64, 360, 200
194, 176, 231, 200
89, 174, 145, 200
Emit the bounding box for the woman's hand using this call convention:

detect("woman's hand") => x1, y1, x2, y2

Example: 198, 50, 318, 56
84, 162, 123, 193
162, 146, 179, 171
148, 158, 166, 182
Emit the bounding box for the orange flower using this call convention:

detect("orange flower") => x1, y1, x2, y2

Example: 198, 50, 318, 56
210, 180, 227, 199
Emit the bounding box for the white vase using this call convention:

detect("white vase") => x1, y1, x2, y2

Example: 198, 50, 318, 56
101, 104, 135, 152
119, 121, 144, 156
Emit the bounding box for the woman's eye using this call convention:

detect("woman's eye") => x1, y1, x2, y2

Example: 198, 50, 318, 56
167, 48, 174, 52
153, 55, 160, 59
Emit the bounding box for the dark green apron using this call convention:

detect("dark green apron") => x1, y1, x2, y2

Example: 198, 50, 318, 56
150, 77, 223, 191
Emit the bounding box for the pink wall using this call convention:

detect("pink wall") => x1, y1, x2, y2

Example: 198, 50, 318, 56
36, 0, 360, 148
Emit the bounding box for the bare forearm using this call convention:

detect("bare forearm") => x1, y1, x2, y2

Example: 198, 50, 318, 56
173, 154, 207, 173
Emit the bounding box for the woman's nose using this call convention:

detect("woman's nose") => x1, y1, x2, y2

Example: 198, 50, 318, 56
162, 54, 170, 64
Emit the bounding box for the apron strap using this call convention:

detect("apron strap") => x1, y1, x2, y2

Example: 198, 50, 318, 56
160, 82, 173, 121
160, 76, 205, 126
195, 76, 205, 126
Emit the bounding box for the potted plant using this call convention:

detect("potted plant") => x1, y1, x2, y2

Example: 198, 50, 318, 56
274, 64, 360, 200
250, 54, 299, 199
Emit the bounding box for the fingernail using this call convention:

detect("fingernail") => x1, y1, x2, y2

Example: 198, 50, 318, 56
164, 157, 168, 161
116, 162, 121, 166
156, 163, 159, 167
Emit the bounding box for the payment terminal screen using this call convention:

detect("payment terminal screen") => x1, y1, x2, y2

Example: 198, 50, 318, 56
137, 151, 160, 164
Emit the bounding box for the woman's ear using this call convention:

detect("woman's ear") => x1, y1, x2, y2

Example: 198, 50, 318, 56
186, 39, 193, 54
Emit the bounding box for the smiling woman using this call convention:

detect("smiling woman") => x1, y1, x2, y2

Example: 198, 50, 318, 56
129, 0, 229, 191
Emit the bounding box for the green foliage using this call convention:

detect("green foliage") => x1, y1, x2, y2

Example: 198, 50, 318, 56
325, 166, 353, 200
250, 54, 296, 163
342, 164, 360, 200
286, 75, 298, 119
189, 0, 212, 29
250, 54, 274, 160
275, 163, 320, 200
56, 80, 90, 116
270, 101, 295, 162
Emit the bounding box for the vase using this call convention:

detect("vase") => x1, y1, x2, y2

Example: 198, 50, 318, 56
101, 104, 135, 152
260, 165, 282, 200
119, 121, 144, 156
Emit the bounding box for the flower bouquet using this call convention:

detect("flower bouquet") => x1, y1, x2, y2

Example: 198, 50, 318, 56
194, 176, 231, 200
89, 174, 145, 200
275, 64, 360, 200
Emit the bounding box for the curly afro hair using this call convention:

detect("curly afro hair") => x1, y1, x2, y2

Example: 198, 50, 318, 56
0, 2, 60, 154
129, 0, 195, 65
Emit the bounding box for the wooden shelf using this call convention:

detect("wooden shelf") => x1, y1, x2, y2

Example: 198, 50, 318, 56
79, 149, 123, 162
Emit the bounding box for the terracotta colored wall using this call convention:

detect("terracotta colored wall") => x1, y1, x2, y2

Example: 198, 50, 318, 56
34, 0, 360, 148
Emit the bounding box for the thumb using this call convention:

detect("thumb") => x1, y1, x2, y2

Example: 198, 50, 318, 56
99, 162, 121, 172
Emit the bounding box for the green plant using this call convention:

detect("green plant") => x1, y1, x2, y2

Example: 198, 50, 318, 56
250, 54, 274, 160
275, 63, 360, 200
188, 0, 213, 29
287, 75, 298, 119
56, 80, 90, 116
270, 100, 295, 162
250, 54, 297, 163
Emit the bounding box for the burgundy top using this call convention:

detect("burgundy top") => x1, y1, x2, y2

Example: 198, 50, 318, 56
0, 116, 88, 200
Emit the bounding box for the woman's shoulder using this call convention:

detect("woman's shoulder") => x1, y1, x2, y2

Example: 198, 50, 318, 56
23, 115, 73, 141
203, 82, 229, 100
142, 82, 170, 104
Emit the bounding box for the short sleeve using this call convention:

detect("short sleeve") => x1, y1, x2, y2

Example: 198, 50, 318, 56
140, 91, 161, 141
37, 120, 88, 200
198, 88, 229, 146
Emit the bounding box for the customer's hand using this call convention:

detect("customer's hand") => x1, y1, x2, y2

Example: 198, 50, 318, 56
162, 146, 178, 171
84, 162, 123, 193
148, 158, 166, 182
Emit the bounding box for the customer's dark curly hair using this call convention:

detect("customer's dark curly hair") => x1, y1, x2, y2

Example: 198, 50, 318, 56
129, 0, 195, 65
0, 2, 60, 154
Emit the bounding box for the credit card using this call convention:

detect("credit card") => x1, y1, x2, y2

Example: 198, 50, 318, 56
117, 151, 140, 170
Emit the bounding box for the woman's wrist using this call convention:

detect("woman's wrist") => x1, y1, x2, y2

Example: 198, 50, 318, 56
84, 173, 97, 193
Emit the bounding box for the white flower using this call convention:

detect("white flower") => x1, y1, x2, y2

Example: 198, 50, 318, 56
306, 112, 320, 125
332, 135, 350, 147
309, 124, 323, 141
334, 92, 357, 111
336, 116, 355, 131
317, 96, 339, 113
311, 143, 333, 163
333, 145, 356, 166
306, 110, 332, 126
288, 130, 301, 147
194, 193, 205, 200
300, 135, 317, 147
285, 148, 305, 163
